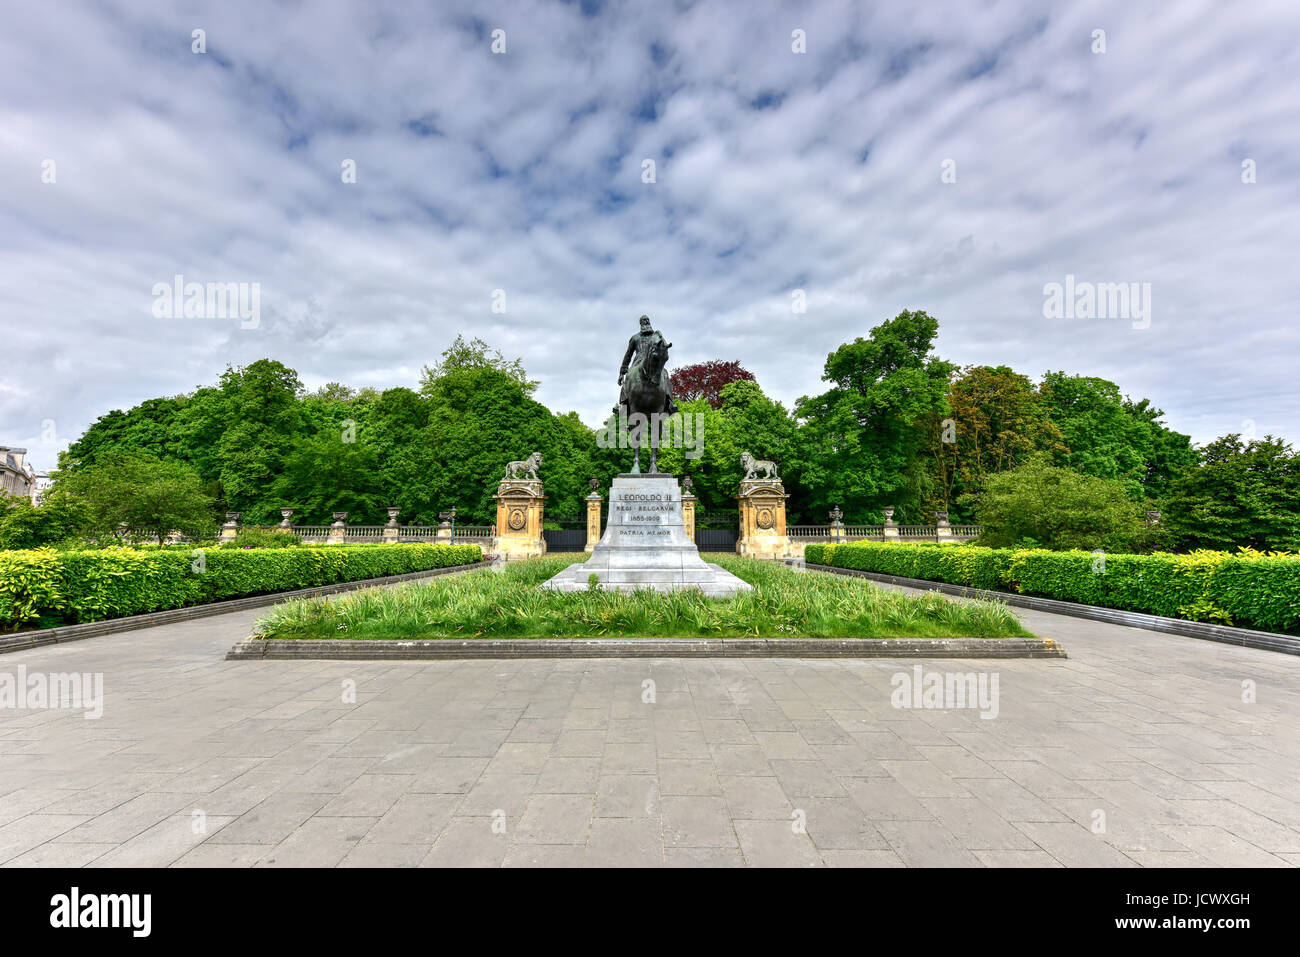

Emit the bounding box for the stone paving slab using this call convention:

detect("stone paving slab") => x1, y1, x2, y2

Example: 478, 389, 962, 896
0, 582, 1296, 867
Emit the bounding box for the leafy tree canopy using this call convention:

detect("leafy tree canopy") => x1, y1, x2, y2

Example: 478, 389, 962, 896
1159, 435, 1300, 552
1037, 371, 1193, 497
35, 320, 1288, 555
668, 360, 756, 409
790, 310, 955, 523
53, 452, 217, 545
923, 365, 1067, 522
420, 335, 539, 399
972, 453, 1157, 552
0, 495, 87, 549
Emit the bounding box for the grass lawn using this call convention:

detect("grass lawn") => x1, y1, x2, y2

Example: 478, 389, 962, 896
251, 555, 1033, 640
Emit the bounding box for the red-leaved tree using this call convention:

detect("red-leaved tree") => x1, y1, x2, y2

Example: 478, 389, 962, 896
668, 361, 757, 409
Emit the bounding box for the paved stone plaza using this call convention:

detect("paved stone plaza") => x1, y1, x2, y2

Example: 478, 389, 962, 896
0, 584, 1297, 867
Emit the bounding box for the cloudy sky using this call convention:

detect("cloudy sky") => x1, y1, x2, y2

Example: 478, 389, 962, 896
3, 0, 1298, 471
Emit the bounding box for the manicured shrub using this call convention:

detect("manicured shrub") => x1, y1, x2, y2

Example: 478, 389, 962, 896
0, 543, 481, 629
810, 542, 1011, 591
55, 548, 203, 621
1205, 549, 1300, 633
0, 548, 65, 627
812, 541, 1300, 633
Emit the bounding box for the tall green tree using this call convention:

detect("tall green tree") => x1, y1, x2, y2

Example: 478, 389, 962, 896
270, 429, 385, 525
789, 310, 955, 523
217, 360, 305, 523
1123, 396, 1198, 497
358, 387, 434, 523
971, 454, 1156, 552
924, 365, 1067, 520
170, 385, 231, 485
719, 380, 795, 463
415, 338, 594, 523
1160, 435, 1300, 551
420, 335, 539, 397
1037, 372, 1194, 497
718, 380, 798, 518
650, 399, 738, 521
60, 396, 188, 469
0, 495, 87, 549
54, 452, 217, 544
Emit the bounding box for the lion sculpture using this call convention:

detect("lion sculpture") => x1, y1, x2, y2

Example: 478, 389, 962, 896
504, 451, 542, 481
741, 451, 779, 481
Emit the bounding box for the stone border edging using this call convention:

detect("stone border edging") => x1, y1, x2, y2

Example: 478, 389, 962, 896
0, 561, 487, 656
227, 636, 1066, 660
800, 562, 1300, 656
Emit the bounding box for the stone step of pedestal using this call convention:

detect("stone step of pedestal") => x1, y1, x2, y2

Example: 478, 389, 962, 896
543, 562, 749, 591
546, 566, 732, 585
540, 473, 752, 596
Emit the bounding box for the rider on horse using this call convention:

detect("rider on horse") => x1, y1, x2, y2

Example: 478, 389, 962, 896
618, 315, 679, 415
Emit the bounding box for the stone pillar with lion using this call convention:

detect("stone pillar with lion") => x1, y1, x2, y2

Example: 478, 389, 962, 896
494, 452, 546, 560
736, 451, 795, 560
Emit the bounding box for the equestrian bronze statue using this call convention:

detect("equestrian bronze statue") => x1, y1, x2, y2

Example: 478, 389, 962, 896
614, 314, 679, 473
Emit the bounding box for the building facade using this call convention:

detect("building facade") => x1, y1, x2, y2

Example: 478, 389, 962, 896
1, 447, 39, 500
30, 472, 53, 504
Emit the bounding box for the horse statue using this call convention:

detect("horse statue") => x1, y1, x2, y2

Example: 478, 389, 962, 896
614, 318, 676, 473
503, 451, 542, 481
741, 451, 779, 481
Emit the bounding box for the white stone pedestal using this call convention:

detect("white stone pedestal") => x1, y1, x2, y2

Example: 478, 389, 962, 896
540, 474, 752, 597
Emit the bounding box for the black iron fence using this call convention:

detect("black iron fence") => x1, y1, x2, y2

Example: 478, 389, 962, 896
695, 510, 738, 529
543, 528, 587, 552
695, 528, 738, 552
543, 515, 589, 553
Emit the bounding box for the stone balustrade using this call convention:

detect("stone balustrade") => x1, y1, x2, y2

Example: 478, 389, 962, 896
290, 522, 495, 543
222, 503, 979, 554
397, 525, 440, 538
787, 523, 981, 543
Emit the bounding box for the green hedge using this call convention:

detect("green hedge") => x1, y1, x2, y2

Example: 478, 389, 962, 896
0, 543, 481, 629
805, 542, 1300, 634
